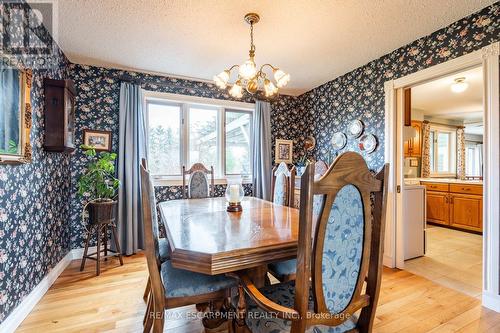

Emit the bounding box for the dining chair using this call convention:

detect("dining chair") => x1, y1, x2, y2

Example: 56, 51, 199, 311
141, 159, 170, 302
233, 152, 389, 333
268, 160, 328, 282
271, 162, 296, 206
182, 163, 215, 199
314, 160, 328, 179
141, 162, 237, 333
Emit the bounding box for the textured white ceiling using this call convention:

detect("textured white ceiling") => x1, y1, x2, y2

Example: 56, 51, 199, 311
412, 66, 483, 122
55, 0, 493, 95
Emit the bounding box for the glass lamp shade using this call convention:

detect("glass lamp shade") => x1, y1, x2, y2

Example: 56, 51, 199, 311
264, 79, 278, 97
274, 69, 290, 88
229, 82, 244, 98
225, 175, 244, 204
239, 58, 257, 80
451, 80, 468, 93
214, 70, 230, 89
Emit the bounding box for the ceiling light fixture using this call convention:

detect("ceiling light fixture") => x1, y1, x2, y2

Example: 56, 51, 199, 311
213, 13, 290, 98
451, 77, 468, 93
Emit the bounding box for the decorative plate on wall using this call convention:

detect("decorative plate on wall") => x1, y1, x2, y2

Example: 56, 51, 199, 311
331, 132, 347, 150
359, 134, 377, 153
347, 119, 364, 138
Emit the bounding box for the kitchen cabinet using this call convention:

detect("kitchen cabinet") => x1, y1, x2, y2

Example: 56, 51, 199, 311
427, 191, 449, 225
421, 180, 482, 232
404, 120, 422, 157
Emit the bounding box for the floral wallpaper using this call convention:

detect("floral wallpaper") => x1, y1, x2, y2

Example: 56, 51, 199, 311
0, 1, 72, 323
297, 3, 500, 171
69, 64, 278, 247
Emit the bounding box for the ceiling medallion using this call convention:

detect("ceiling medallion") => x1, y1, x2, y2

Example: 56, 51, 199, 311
213, 13, 290, 98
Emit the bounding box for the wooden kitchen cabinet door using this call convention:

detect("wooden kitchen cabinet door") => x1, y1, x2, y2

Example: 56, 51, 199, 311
404, 120, 422, 157
450, 193, 482, 232
426, 191, 449, 225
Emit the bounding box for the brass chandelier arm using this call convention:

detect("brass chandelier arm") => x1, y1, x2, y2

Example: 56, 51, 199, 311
259, 63, 278, 73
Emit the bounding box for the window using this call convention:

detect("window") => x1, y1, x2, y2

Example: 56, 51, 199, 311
429, 126, 456, 176
466, 142, 483, 177
225, 110, 252, 175
146, 94, 253, 180
147, 103, 181, 176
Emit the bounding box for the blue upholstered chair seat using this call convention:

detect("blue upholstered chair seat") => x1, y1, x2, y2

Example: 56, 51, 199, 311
160, 261, 237, 298
268, 259, 297, 278
243, 281, 357, 333
158, 238, 170, 262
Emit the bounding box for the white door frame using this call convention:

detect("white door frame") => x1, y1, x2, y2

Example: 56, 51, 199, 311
384, 42, 500, 311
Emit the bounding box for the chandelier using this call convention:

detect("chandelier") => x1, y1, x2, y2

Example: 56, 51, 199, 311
213, 13, 290, 98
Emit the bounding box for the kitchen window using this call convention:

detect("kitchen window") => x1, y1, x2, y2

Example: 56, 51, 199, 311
145, 93, 254, 183
429, 126, 456, 176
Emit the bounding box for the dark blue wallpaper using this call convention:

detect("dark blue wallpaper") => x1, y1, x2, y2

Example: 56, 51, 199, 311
0, 1, 71, 323
297, 3, 500, 171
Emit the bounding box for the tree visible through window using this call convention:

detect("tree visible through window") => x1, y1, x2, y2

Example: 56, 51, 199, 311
148, 103, 181, 175
146, 99, 253, 178
225, 110, 251, 175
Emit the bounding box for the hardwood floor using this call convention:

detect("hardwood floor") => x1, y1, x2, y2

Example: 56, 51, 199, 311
405, 225, 482, 298
17, 253, 500, 333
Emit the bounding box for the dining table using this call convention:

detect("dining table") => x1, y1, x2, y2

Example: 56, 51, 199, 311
159, 196, 300, 286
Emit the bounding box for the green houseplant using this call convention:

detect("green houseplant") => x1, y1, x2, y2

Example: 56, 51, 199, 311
78, 145, 120, 225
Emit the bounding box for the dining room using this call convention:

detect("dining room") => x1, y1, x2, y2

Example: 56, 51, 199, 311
1, 1, 500, 333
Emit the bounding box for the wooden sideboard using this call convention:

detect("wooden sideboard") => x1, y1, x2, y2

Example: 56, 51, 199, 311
421, 181, 483, 232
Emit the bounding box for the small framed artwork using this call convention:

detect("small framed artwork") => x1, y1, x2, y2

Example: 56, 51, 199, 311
83, 129, 112, 152
275, 139, 293, 164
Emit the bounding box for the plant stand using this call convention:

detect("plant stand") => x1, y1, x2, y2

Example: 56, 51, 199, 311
80, 200, 123, 276
80, 222, 123, 276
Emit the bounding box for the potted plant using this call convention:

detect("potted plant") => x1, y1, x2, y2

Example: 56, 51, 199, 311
77, 145, 120, 225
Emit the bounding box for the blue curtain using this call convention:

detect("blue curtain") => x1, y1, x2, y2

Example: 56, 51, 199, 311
117, 82, 147, 255
0, 68, 20, 154
252, 100, 272, 200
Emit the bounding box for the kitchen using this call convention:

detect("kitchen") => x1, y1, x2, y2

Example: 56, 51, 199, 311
402, 66, 484, 298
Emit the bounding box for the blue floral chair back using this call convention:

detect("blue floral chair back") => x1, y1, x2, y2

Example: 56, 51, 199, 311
182, 163, 215, 199
290, 152, 389, 332
271, 162, 296, 206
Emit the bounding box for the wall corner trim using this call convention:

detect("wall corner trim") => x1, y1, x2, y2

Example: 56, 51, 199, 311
0, 247, 93, 333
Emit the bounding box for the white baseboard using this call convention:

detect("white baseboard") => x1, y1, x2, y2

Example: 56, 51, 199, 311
383, 254, 395, 268
483, 292, 500, 313
0, 247, 91, 333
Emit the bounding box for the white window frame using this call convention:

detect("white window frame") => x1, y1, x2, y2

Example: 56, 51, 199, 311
144, 91, 254, 185
429, 124, 457, 178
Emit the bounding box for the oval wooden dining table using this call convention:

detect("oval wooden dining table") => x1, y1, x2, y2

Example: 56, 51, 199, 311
159, 196, 300, 286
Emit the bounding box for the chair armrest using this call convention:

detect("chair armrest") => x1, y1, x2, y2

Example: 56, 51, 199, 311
238, 273, 300, 320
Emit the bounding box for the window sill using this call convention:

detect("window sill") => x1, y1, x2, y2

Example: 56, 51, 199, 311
153, 178, 253, 187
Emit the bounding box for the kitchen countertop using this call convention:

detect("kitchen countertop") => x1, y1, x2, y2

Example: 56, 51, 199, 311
405, 177, 483, 185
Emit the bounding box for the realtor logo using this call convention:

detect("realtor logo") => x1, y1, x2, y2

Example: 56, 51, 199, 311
1, 0, 58, 68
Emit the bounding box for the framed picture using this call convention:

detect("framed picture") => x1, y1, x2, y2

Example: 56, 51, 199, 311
83, 129, 112, 152
275, 139, 293, 164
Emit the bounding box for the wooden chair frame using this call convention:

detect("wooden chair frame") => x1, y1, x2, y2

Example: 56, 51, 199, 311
270, 162, 296, 206
237, 152, 389, 333
141, 161, 229, 333
182, 163, 215, 199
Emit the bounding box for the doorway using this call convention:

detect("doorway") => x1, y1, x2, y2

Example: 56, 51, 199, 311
403, 66, 483, 298
384, 42, 500, 311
